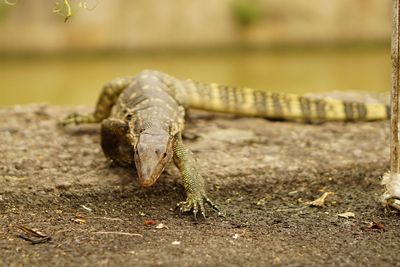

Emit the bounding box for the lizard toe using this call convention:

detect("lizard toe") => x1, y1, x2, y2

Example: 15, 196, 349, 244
176, 200, 194, 214
199, 201, 206, 219
193, 202, 199, 219
204, 195, 220, 212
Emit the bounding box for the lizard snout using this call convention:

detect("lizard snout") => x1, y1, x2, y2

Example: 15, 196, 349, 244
134, 131, 174, 188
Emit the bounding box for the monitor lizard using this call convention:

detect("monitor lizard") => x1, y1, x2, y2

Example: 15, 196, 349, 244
59, 70, 391, 219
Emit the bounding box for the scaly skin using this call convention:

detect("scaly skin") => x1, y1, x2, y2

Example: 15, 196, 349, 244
60, 71, 215, 218
60, 70, 390, 218
173, 134, 219, 218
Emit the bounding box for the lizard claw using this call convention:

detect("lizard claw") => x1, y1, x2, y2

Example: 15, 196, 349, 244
176, 193, 220, 220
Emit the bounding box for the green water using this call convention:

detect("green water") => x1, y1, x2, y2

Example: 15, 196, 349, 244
0, 47, 391, 106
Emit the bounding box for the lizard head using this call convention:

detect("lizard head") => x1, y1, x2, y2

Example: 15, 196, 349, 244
134, 128, 174, 187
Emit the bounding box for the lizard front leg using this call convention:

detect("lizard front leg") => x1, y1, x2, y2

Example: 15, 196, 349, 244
59, 76, 135, 126
101, 118, 135, 168
172, 134, 219, 219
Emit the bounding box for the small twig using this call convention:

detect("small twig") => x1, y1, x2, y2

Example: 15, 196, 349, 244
18, 235, 51, 244
53, 0, 72, 22
81, 205, 92, 212
90, 216, 124, 221
62, 0, 72, 22
16, 225, 48, 238
276, 206, 308, 212
93, 231, 143, 237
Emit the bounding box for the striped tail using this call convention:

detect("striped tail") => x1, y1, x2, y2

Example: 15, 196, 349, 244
180, 79, 389, 122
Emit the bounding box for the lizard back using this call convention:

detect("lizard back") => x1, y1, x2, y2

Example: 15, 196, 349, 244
111, 72, 186, 135
177, 79, 388, 121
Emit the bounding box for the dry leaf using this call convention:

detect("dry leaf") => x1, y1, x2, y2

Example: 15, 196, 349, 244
73, 213, 86, 224
155, 223, 168, 229
144, 220, 156, 226
368, 221, 384, 230
16, 225, 51, 244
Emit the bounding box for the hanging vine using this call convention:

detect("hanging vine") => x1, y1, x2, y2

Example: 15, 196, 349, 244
4, 0, 99, 22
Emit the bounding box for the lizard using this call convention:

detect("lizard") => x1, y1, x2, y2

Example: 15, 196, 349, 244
60, 69, 391, 218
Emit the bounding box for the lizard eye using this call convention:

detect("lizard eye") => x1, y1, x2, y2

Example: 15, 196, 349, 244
163, 152, 167, 158
155, 147, 165, 157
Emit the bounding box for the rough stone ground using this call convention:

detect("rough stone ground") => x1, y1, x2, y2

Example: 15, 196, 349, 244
0, 104, 399, 267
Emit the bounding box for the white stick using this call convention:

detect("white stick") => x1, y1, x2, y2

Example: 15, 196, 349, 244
382, 0, 400, 210
391, 0, 400, 173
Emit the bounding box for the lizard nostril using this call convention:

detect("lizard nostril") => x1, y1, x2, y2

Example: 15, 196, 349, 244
137, 144, 145, 153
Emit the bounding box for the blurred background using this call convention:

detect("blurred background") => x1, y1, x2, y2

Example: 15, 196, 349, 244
0, 0, 392, 106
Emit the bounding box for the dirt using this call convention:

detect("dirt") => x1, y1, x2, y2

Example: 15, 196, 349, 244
0, 104, 399, 267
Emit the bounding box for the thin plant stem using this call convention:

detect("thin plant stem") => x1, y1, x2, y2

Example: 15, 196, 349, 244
391, 0, 400, 173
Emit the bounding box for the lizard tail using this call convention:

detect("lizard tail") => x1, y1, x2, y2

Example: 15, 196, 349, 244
180, 79, 389, 122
